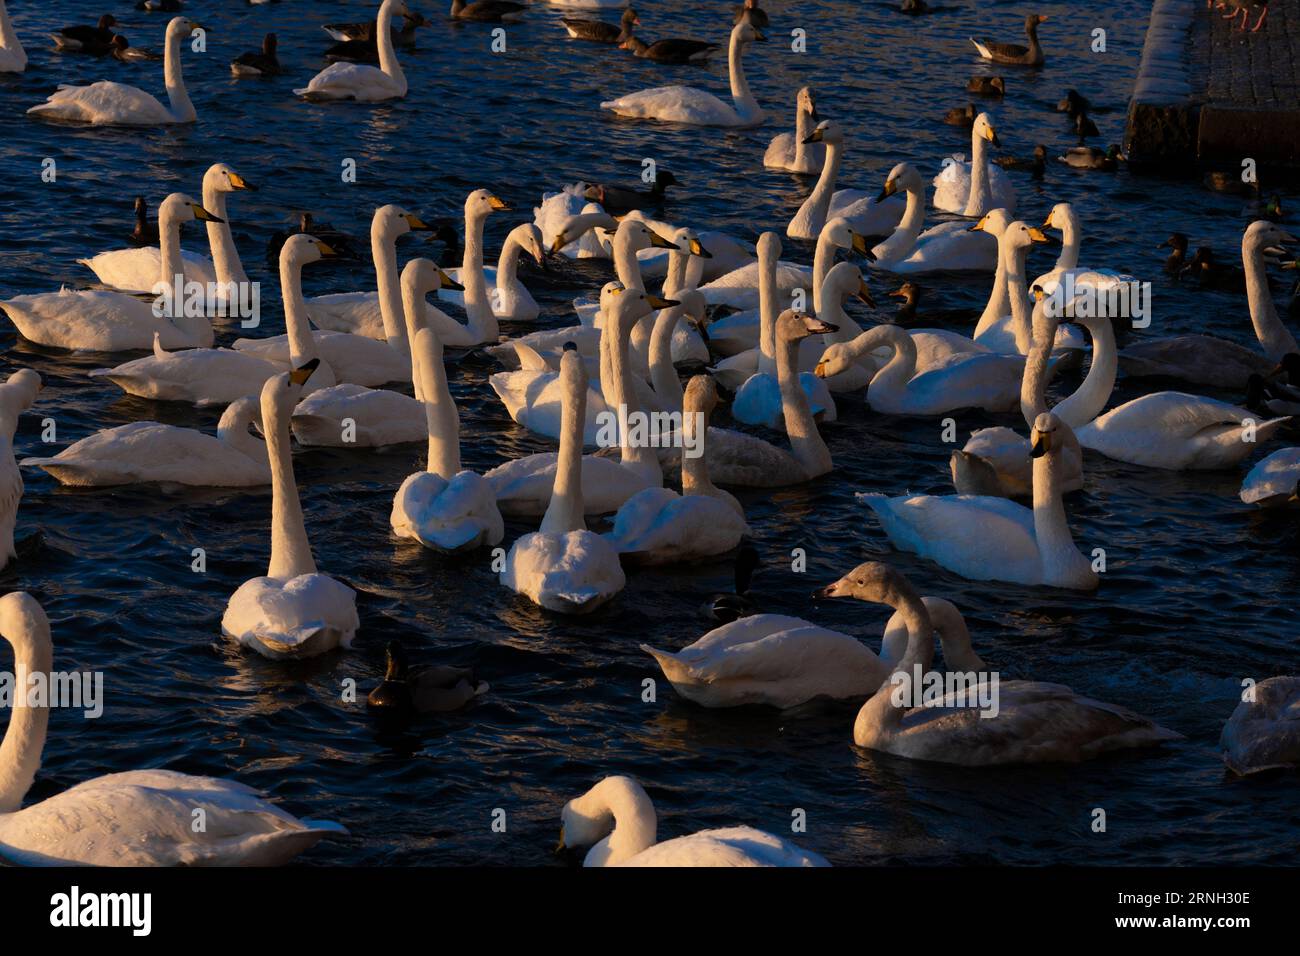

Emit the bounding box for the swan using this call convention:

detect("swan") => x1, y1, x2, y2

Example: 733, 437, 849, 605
88, 332, 281, 406
605, 376, 750, 563
969, 216, 1067, 355
79, 164, 254, 294
295, 0, 409, 101
559, 776, 828, 866
764, 87, 824, 174
1220, 676, 1300, 774
931, 113, 1017, 216
27, 17, 199, 125
830, 565, 1181, 764
1, 193, 221, 351
0, 370, 40, 571
222, 362, 360, 659
646, 288, 712, 408
860, 412, 1099, 589
439, 222, 545, 322
427, 189, 513, 348
22, 396, 267, 487
500, 346, 626, 614
391, 315, 504, 552
0, 0, 26, 73
534, 187, 615, 259
1031, 202, 1136, 298
600, 19, 767, 127
1240, 447, 1300, 506
0, 593, 347, 865
871, 163, 998, 273
787, 120, 906, 240
1120, 221, 1297, 388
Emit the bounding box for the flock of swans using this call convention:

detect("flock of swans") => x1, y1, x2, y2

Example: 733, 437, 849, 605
0, 0, 1298, 868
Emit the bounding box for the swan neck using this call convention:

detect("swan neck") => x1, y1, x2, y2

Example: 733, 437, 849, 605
802, 137, 841, 236
975, 234, 1011, 334
375, 1, 406, 93
540, 364, 586, 535
758, 243, 778, 372
1244, 239, 1298, 359
965, 132, 990, 216
1056, 217, 1080, 271
462, 210, 498, 342
580, 778, 657, 866
608, 313, 659, 476
777, 331, 831, 477
727, 30, 757, 118
374, 223, 409, 355
793, 106, 810, 166
1032, 424, 1079, 571
280, 255, 321, 367
497, 234, 523, 290
649, 306, 685, 413
202, 186, 248, 287
866, 327, 916, 399
0, 622, 52, 814
1054, 316, 1117, 428
612, 231, 645, 291
853, 581, 933, 747
416, 332, 460, 478
163, 27, 195, 122
265, 389, 316, 580
1004, 241, 1034, 355
217, 401, 267, 463
878, 181, 925, 261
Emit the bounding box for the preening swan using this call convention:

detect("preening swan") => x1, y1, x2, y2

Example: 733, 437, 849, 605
1240, 447, 1300, 507
931, 113, 1017, 217
601, 19, 767, 127
1220, 676, 1300, 774
27, 17, 200, 125
0, 1, 27, 73
861, 412, 1099, 589
500, 346, 626, 614
559, 776, 827, 866
295, 0, 410, 101
871, 164, 998, 273
0, 370, 40, 570
0, 593, 346, 865
787, 120, 906, 240
222, 362, 360, 659
764, 87, 824, 174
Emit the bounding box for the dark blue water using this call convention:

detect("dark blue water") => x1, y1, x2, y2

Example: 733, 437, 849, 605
0, 0, 1297, 866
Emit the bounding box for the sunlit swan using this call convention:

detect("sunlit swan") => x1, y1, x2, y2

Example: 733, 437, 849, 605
871, 163, 997, 273
439, 222, 545, 322
89, 332, 281, 406
601, 19, 767, 127
646, 287, 711, 406
606, 376, 749, 563
861, 412, 1099, 589
931, 113, 1016, 216
1031, 202, 1135, 297
1240, 447, 1300, 507
1121, 221, 1297, 388
764, 87, 824, 174
500, 346, 626, 613
222, 362, 360, 659
788, 120, 906, 240
0, 1, 27, 73
27, 17, 200, 125
559, 776, 827, 866
0, 371, 40, 570
295, 0, 409, 101
534, 187, 613, 259
1, 193, 222, 351
391, 318, 504, 552
1220, 676, 1300, 774
79, 164, 254, 293
22, 396, 267, 487
0, 593, 346, 865
969, 216, 1066, 355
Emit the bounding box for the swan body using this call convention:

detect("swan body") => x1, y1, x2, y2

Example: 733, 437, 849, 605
1220, 676, 1300, 774
1240, 447, 1300, 506
439, 223, 544, 321
291, 384, 423, 447
89, 334, 280, 406
788, 120, 905, 239
0, 1, 27, 73
0, 371, 41, 569
871, 164, 997, 273
295, 0, 409, 101
931, 114, 1016, 216
764, 87, 824, 174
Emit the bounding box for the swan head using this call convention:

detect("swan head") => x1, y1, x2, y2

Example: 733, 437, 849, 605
816, 561, 918, 607
732, 19, 766, 44
0, 592, 51, 660
756, 230, 782, 263
281, 233, 339, 268
263, 360, 320, 426
376, 204, 431, 240
779, 309, 836, 348
796, 87, 819, 121
2, 369, 42, 413
402, 257, 463, 301
166, 16, 205, 42
668, 227, 711, 259
1003, 220, 1051, 251
1030, 412, 1063, 458
968, 207, 1012, 236
684, 373, 719, 417
674, 289, 709, 338
1042, 203, 1073, 232
605, 285, 677, 334
512, 222, 546, 265
160, 193, 223, 227
1245, 220, 1296, 257
813, 341, 854, 379
552, 209, 618, 253
802, 119, 841, 147
559, 776, 656, 866
383, 0, 414, 17
618, 218, 677, 253
466, 189, 511, 220
825, 261, 874, 307
876, 163, 921, 203
822, 218, 878, 260
205, 163, 256, 195
973, 113, 1001, 147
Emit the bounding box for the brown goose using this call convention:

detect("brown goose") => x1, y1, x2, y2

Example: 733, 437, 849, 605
231, 33, 280, 76
450, 0, 526, 23
943, 103, 977, 127
967, 75, 1004, 96
562, 7, 639, 43
971, 14, 1047, 66
325, 16, 427, 62
620, 32, 719, 64
52, 14, 118, 54
322, 13, 426, 46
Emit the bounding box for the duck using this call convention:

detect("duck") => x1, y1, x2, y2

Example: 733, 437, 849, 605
1159, 232, 1189, 276
583, 171, 680, 216
88, 332, 282, 407
971, 13, 1047, 67
51, 14, 118, 55
438, 222, 544, 322
222, 361, 360, 659
231, 33, 280, 76
1, 194, 221, 352
559, 776, 826, 867
28, 16, 200, 125
601, 19, 766, 127
500, 346, 626, 614
0, 593, 347, 865
619, 31, 720, 64
994, 144, 1047, 178
0, 370, 41, 571
295, 0, 409, 101
450, 0, 527, 23
1221, 676, 1300, 774
1239, 447, 1300, 507
128, 196, 159, 247
943, 103, 977, 128
763, 87, 825, 174
1180, 245, 1247, 292
701, 543, 760, 624
265, 212, 361, 265
967, 75, 1005, 96
561, 7, 639, 43
932, 113, 1016, 217
1057, 89, 1092, 117
861, 412, 1099, 589
0, 0, 24, 73
788, 120, 907, 239
1059, 145, 1124, 171
870, 163, 998, 272
366, 642, 487, 714
1073, 111, 1101, 143
109, 34, 163, 62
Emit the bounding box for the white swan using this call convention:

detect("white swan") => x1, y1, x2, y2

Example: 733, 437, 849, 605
500, 346, 626, 614
0, 370, 40, 570
1032, 202, 1136, 297
0, 593, 347, 865
295, 0, 409, 101
1220, 676, 1300, 774
601, 20, 766, 127
605, 375, 750, 563
559, 776, 828, 866
89, 333, 281, 406
391, 301, 504, 552
534, 187, 613, 259
871, 163, 998, 273
79, 164, 254, 294
27, 17, 199, 125
2, 194, 221, 352
1240, 447, 1300, 507
764, 87, 824, 174
440, 222, 545, 322
22, 396, 267, 487
427, 189, 513, 347
931, 113, 1016, 216
860, 412, 1099, 589
222, 362, 360, 659
787, 120, 906, 240
0, 1, 27, 73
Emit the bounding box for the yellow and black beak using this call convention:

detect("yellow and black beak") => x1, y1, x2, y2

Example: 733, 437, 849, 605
550, 233, 569, 254
404, 213, 431, 231
969, 214, 990, 233
315, 240, 338, 258
645, 293, 680, 309
438, 268, 464, 291
1027, 227, 1050, 244
1031, 285, 1045, 302
856, 277, 875, 307
289, 358, 320, 386
190, 203, 224, 223
875, 178, 897, 204
649, 230, 677, 250
813, 359, 830, 379
984, 125, 1001, 148
228, 172, 256, 191
688, 237, 712, 259
1030, 427, 1052, 458
487, 195, 511, 211
801, 126, 826, 145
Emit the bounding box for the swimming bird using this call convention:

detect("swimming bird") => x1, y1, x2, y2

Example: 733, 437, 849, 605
265, 213, 360, 265
971, 14, 1047, 67
109, 34, 162, 62
1180, 246, 1246, 292
584, 171, 680, 216
0, 1, 25, 73
1059, 145, 1123, 171
1220, 676, 1299, 775
933, 113, 1016, 217
701, 543, 760, 624
1239, 447, 1300, 507
788, 120, 907, 239
51, 14, 118, 55
88, 332, 282, 407
561, 7, 638, 42
232, 33, 280, 75
763, 87, 825, 174
1073, 111, 1100, 143
367, 642, 487, 714
967, 75, 1005, 96
1159, 232, 1189, 276
450, 0, 526, 22
994, 144, 1046, 179
943, 103, 977, 128
129, 196, 159, 246
323, 12, 427, 44
0, 370, 41, 571
619, 31, 719, 64
1057, 89, 1091, 117
296, 0, 410, 101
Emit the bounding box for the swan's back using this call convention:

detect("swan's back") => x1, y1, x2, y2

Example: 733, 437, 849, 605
616, 826, 829, 866
602, 85, 740, 126
1240, 448, 1300, 505
28, 81, 170, 125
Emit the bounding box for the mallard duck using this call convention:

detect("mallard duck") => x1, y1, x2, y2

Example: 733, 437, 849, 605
995, 143, 1047, 178
1058, 144, 1123, 170
1159, 232, 1189, 276
1181, 246, 1247, 292
943, 103, 977, 127
971, 14, 1047, 66
52, 14, 118, 54
967, 75, 1005, 96
367, 642, 487, 714
128, 196, 158, 246
584, 171, 680, 215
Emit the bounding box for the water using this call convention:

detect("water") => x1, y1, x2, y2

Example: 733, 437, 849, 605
0, 0, 1297, 866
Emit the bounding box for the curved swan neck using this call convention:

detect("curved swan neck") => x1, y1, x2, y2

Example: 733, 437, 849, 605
0, 602, 52, 814
865, 325, 916, 398
202, 185, 248, 287
965, 130, 991, 217
497, 231, 525, 292
1053, 315, 1116, 428
1004, 239, 1034, 355
801, 137, 842, 237
217, 400, 266, 463
163, 24, 196, 122
414, 328, 460, 478
1244, 237, 1299, 359
853, 579, 934, 746
727, 26, 758, 119
373, 216, 409, 356
924, 597, 986, 671
264, 382, 316, 580
1020, 340, 1052, 428
540, 357, 587, 534
681, 395, 720, 498
877, 178, 925, 261
757, 238, 779, 373
777, 326, 831, 477
649, 305, 685, 412
280, 253, 322, 368
1056, 212, 1081, 272
375, 0, 407, 94
574, 777, 657, 866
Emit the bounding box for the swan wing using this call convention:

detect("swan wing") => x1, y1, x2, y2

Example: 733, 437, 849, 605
292, 384, 424, 447
601, 86, 744, 126
829, 191, 906, 235
883, 351, 1023, 414
486, 453, 651, 516
1220, 676, 1300, 773
392, 471, 504, 550
2, 289, 202, 351
618, 827, 828, 867
1241, 447, 1300, 505
28, 81, 173, 125
608, 491, 749, 559
222, 573, 359, 659
881, 221, 999, 273
305, 291, 384, 337
79, 247, 216, 293
88, 347, 278, 405
295, 62, 400, 101
502, 529, 625, 612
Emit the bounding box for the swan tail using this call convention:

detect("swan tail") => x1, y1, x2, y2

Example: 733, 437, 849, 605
301, 818, 350, 835
640, 644, 695, 683
513, 340, 550, 371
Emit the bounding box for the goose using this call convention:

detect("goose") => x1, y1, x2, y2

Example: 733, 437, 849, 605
295, 0, 409, 101
559, 776, 827, 866
1221, 676, 1299, 774
1, 194, 221, 352
222, 362, 360, 659
27, 16, 200, 124
21, 396, 268, 487
583, 171, 680, 217
0, 0, 22, 72
620, 32, 719, 64
860, 412, 1100, 589
561, 8, 639, 43
439, 222, 544, 322
763, 87, 825, 174
500, 346, 626, 614
451, 0, 526, 22
871, 164, 998, 273
0, 593, 347, 865
932, 113, 1016, 217
109, 34, 163, 63
231, 33, 280, 76
600, 19, 766, 127
52, 14, 118, 55
79, 163, 254, 294
605, 376, 750, 563
788, 120, 907, 240
971, 14, 1047, 67
323, 13, 427, 44
391, 312, 504, 551
832, 565, 1181, 764
0, 371, 41, 571
88, 332, 281, 406
1121, 222, 1297, 388
1240, 447, 1300, 507
1059, 145, 1123, 171
1032, 202, 1136, 299
366, 642, 487, 714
